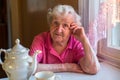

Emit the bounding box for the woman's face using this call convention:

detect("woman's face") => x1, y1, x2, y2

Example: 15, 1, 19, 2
50, 14, 74, 43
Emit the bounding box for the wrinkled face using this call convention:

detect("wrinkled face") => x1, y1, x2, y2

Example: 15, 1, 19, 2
50, 14, 74, 43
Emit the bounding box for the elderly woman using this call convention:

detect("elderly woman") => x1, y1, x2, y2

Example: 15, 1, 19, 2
29, 5, 100, 74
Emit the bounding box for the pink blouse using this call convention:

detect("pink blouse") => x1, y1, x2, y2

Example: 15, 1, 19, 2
29, 32, 84, 64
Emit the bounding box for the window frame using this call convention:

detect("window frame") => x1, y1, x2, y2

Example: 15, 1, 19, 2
97, 37, 120, 68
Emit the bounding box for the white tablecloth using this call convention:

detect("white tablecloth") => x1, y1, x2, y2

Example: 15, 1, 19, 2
0, 62, 120, 80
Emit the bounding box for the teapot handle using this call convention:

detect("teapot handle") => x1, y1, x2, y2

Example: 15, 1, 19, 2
0, 49, 6, 64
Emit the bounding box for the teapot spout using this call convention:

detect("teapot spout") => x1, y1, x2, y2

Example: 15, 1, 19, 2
32, 50, 42, 74
30, 50, 42, 75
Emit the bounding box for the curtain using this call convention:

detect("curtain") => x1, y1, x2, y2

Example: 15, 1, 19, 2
79, 0, 115, 53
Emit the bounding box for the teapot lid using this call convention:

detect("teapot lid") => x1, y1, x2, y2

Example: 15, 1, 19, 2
12, 39, 28, 53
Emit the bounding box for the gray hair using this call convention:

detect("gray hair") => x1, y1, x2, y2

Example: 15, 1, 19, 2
47, 5, 81, 26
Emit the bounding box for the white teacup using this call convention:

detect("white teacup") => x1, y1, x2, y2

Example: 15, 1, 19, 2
34, 71, 57, 80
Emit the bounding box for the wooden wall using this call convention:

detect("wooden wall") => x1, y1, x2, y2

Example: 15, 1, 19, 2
0, 0, 7, 78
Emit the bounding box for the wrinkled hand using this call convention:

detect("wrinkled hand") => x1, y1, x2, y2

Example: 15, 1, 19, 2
64, 63, 84, 73
70, 23, 87, 42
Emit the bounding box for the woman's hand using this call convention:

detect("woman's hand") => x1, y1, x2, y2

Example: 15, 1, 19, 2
64, 63, 84, 73
70, 23, 87, 42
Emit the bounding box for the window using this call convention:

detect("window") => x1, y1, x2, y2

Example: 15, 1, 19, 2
108, 0, 120, 49
79, 0, 120, 68
97, 0, 120, 68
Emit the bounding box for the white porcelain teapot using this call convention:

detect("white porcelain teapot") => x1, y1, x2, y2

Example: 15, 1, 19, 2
0, 39, 41, 80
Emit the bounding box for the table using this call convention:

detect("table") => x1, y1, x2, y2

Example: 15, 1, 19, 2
0, 62, 120, 80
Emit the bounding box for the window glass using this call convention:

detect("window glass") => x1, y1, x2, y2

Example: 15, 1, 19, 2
108, 0, 120, 49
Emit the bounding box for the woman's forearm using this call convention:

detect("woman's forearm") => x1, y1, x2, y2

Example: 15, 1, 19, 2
36, 63, 65, 72
35, 63, 83, 73
79, 37, 100, 74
